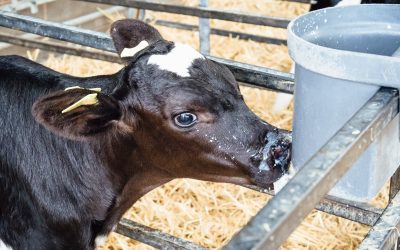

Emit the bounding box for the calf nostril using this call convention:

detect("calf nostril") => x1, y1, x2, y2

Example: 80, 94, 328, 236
268, 140, 292, 170
272, 145, 283, 159
257, 132, 292, 172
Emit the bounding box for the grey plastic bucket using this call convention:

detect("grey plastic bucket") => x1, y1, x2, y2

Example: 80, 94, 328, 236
288, 4, 400, 202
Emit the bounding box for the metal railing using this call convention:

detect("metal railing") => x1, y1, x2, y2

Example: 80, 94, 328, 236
0, 1, 399, 249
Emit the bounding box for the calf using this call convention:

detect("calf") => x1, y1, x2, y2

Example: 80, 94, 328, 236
0, 20, 291, 250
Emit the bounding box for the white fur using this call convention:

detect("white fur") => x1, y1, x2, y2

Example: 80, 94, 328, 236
147, 43, 205, 77
95, 235, 107, 248
120, 40, 149, 58
0, 240, 12, 250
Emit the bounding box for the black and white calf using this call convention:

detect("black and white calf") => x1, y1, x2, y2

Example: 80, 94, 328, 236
0, 20, 291, 250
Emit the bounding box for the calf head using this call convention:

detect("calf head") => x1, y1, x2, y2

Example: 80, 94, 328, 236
33, 19, 291, 190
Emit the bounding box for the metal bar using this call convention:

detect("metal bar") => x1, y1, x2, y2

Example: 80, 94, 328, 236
358, 190, 400, 250
224, 88, 399, 250
0, 6, 125, 50
208, 56, 294, 94
155, 20, 287, 46
0, 10, 115, 52
243, 185, 382, 227
63, 6, 126, 26
80, 0, 291, 28
126, 7, 145, 20
316, 195, 382, 227
0, 32, 121, 62
0, 0, 53, 12
0, 11, 294, 93
138, 9, 145, 20
390, 166, 400, 201
116, 218, 207, 250
127, 7, 135, 18
198, 0, 210, 55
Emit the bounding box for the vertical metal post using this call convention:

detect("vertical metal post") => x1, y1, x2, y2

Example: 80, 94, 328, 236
138, 9, 145, 20
199, 0, 210, 55
127, 8, 135, 18
127, 8, 145, 20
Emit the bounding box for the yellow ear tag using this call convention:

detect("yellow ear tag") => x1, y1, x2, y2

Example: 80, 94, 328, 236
61, 93, 99, 114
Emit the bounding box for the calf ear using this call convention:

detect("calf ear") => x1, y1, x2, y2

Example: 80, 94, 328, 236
111, 19, 163, 58
32, 89, 121, 140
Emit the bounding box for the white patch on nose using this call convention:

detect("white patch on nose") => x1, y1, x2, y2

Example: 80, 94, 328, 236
95, 235, 108, 248
0, 239, 13, 250
147, 43, 205, 77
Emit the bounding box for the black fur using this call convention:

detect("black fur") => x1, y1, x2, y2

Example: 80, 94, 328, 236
0, 55, 124, 249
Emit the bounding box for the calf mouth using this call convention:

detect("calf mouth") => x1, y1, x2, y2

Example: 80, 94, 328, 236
250, 130, 292, 189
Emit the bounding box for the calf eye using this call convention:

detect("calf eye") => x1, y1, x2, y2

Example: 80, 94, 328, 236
174, 112, 197, 128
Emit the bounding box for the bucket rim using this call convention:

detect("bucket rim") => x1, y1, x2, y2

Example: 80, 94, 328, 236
288, 4, 400, 87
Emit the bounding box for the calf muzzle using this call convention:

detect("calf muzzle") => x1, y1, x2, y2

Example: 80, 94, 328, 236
268, 131, 292, 172
259, 129, 292, 175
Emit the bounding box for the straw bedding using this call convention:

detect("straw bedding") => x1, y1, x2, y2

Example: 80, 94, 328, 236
23, 0, 390, 249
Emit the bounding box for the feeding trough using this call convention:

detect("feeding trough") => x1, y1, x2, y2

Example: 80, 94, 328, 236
289, 4, 400, 202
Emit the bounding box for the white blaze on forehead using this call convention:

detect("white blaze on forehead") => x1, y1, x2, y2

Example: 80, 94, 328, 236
0, 239, 13, 250
147, 43, 205, 77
